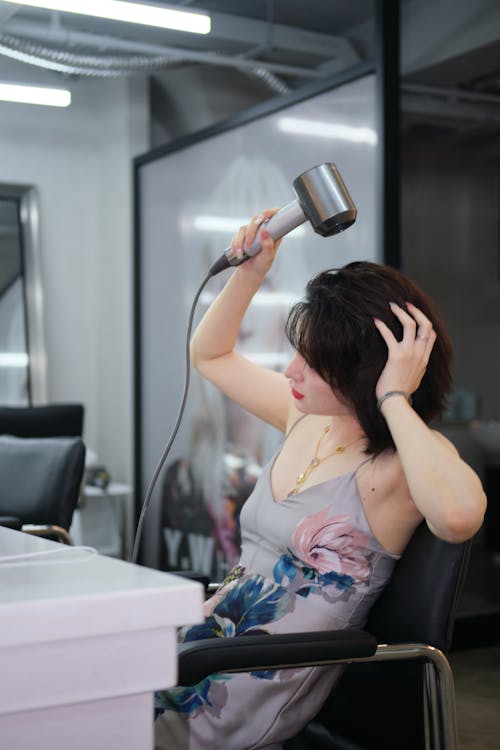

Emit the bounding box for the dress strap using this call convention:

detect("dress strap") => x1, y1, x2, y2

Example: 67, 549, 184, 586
353, 455, 374, 476
270, 414, 307, 469
284, 413, 307, 440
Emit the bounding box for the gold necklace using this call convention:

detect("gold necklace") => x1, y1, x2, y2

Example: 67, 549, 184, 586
288, 425, 363, 497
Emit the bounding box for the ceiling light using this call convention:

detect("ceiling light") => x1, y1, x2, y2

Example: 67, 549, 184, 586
244, 352, 292, 367
0, 352, 29, 367
0, 82, 71, 106
0, 1, 211, 34
277, 117, 377, 145
191, 215, 305, 237
200, 290, 300, 307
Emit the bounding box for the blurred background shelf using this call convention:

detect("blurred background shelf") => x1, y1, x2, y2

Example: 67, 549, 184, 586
70, 482, 134, 560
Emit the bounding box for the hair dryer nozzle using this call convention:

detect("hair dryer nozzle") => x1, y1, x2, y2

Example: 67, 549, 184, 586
293, 163, 357, 237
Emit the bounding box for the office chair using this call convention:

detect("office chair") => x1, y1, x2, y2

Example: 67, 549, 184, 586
0, 435, 86, 544
0, 402, 84, 438
177, 523, 471, 750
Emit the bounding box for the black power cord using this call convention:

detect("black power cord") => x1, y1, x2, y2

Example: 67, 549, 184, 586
132, 270, 214, 564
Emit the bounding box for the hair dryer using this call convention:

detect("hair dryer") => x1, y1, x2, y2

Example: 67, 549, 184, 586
208, 162, 357, 277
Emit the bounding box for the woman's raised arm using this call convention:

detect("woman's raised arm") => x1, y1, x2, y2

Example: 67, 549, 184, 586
190, 210, 292, 432
374, 302, 487, 542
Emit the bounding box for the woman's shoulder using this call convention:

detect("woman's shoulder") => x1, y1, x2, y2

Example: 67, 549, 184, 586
357, 451, 424, 548
358, 449, 418, 510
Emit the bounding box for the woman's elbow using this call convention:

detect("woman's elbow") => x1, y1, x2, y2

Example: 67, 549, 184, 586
189, 337, 208, 372
431, 487, 487, 543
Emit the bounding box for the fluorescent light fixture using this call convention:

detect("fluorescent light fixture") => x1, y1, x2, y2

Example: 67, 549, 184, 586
278, 117, 377, 145
193, 215, 253, 233
200, 290, 300, 307
243, 352, 292, 367
2, 0, 211, 34
0, 82, 71, 106
192, 215, 305, 238
0, 352, 29, 367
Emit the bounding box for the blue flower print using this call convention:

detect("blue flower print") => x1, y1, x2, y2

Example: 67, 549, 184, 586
155, 673, 229, 719
274, 550, 354, 598
158, 574, 293, 717
184, 575, 292, 642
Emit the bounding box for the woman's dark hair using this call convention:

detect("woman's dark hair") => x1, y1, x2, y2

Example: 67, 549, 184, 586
285, 261, 452, 455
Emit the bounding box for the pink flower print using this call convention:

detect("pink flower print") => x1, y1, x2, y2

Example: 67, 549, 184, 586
292, 509, 371, 582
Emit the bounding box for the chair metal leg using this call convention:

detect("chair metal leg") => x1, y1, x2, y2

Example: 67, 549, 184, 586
371, 644, 458, 750
424, 660, 439, 750
432, 653, 458, 750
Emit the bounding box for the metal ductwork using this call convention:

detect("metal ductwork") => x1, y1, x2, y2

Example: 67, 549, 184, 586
0, 31, 290, 94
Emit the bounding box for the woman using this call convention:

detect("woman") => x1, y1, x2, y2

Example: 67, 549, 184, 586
154, 209, 486, 750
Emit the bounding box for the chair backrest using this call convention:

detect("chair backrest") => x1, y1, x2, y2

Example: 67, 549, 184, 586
0, 435, 86, 529
0, 403, 84, 439
366, 522, 471, 651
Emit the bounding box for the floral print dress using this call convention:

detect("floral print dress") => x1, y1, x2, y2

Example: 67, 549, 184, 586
154, 433, 400, 750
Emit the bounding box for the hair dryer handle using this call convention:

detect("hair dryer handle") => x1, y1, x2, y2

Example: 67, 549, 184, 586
208, 200, 306, 277
239, 200, 307, 259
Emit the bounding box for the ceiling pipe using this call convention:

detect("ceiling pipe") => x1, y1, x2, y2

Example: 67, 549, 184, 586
0, 31, 291, 96
0, 20, 324, 79
402, 82, 500, 106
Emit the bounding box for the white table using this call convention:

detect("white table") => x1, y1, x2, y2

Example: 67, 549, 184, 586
0, 527, 204, 750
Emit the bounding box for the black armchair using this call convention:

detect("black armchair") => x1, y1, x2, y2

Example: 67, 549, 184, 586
0, 403, 84, 438
0, 435, 86, 544
178, 523, 470, 750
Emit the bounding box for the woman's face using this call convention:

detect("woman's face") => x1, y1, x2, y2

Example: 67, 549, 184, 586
284, 352, 351, 416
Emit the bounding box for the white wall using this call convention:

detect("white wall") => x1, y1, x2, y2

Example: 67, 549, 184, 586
0, 75, 149, 484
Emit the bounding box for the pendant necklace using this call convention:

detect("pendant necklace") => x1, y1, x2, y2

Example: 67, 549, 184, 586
288, 424, 363, 497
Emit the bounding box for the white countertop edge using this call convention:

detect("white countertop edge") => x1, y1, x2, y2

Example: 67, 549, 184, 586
0, 584, 205, 648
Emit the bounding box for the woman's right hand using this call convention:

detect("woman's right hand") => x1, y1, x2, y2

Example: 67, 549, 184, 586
231, 208, 282, 276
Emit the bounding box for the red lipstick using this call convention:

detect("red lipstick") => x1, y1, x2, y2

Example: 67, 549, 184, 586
291, 388, 304, 400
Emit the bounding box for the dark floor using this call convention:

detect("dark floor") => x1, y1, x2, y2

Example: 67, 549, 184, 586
449, 538, 500, 750
449, 646, 500, 750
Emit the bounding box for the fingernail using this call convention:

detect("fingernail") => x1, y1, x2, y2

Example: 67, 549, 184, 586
261, 229, 270, 239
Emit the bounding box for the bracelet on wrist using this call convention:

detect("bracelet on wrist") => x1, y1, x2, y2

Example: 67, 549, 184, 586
376, 390, 413, 410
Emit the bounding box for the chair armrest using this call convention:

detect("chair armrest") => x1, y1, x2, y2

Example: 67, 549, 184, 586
22, 524, 74, 545
0, 516, 22, 530
178, 629, 377, 686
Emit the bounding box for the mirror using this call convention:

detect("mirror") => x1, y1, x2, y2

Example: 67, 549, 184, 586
0, 184, 47, 406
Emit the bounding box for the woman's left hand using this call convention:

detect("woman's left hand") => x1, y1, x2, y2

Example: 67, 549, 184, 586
374, 302, 437, 400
